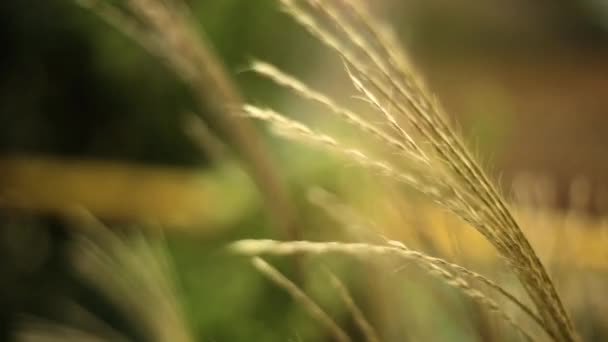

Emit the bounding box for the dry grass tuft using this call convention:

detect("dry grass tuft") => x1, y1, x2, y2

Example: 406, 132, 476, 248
15, 210, 192, 342
71, 218, 193, 342
241, 0, 579, 341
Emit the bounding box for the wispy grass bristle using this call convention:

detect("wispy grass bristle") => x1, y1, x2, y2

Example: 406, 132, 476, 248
251, 60, 426, 164
306, 187, 545, 335
234, 240, 537, 341
243, 105, 441, 198
251, 257, 351, 342
326, 271, 381, 342
247, 0, 579, 340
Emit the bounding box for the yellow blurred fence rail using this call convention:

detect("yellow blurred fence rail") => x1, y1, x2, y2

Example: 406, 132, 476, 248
0, 156, 606, 270
0, 156, 254, 230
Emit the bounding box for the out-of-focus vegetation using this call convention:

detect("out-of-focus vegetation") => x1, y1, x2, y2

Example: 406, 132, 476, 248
1, 0, 608, 341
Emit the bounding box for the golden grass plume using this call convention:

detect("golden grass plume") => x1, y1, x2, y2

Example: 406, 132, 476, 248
243, 0, 579, 340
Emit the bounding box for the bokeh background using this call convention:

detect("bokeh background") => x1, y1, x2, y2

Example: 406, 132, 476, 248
1, 0, 608, 341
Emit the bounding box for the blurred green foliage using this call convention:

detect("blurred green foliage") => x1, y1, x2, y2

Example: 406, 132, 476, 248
2, 1, 608, 341
0, 0, 321, 166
